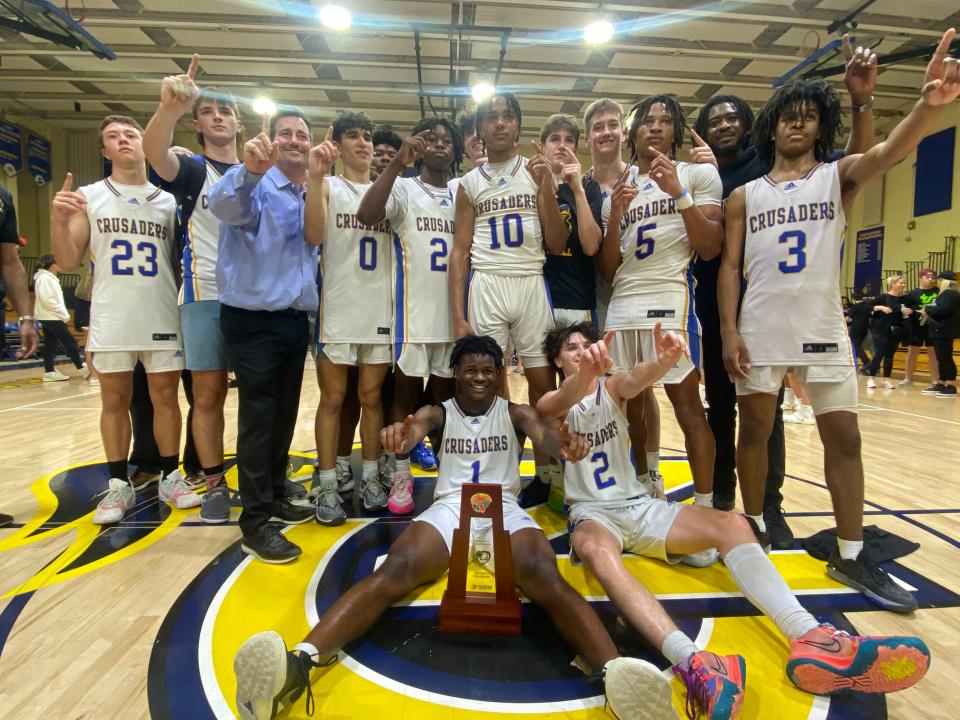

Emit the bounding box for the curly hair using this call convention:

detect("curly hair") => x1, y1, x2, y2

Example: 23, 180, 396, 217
751, 78, 842, 165
692, 95, 755, 149
372, 126, 402, 151
332, 111, 373, 142
542, 322, 600, 370
410, 117, 464, 175
626, 95, 686, 160
450, 335, 504, 370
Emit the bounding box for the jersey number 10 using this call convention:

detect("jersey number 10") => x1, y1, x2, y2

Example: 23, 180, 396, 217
488, 213, 524, 249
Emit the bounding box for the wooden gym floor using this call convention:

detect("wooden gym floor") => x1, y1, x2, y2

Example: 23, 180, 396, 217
0, 361, 957, 719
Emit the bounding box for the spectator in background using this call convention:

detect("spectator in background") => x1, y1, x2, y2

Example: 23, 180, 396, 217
845, 294, 873, 370
33, 253, 88, 382
901, 268, 940, 387
457, 115, 486, 170
864, 276, 907, 389
370, 127, 402, 180
921, 270, 959, 398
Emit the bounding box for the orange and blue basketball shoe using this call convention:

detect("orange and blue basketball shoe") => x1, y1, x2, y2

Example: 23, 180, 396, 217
672, 651, 746, 719
787, 624, 930, 695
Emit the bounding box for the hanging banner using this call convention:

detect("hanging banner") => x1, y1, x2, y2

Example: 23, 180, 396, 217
854, 226, 884, 297
0, 119, 24, 173
27, 133, 51, 184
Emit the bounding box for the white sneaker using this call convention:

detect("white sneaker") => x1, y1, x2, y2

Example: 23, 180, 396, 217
77, 364, 90, 379
897, 378, 913, 387
93, 478, 135, 525
604, 656, 679, 720
42, 370, 70, 382
866, 377, 877, 389
883, 380, 896, 390
158, 469, 202, 509
335, 462, 354, 493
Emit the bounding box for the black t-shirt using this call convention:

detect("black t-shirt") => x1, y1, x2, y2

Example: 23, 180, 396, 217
543, 177, 604, 311
868, 293, 906, 336
0, 186, 18, 245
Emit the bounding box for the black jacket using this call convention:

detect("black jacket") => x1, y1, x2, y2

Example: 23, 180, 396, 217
924, 287, 960, 339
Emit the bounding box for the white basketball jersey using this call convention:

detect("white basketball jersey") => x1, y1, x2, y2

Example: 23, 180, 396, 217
82, 178, 180, 352
319, 175, 394, 344
384, 176, 455, 344
564, 378, 647, 505
740, 162, 853, 366
435, 397, 522, 502
460, 155, 545, 276
601, 162, 721, 331
181, 159, 226, 303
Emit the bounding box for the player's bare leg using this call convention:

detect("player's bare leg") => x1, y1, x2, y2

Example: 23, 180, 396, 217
146, 370, 182, 457
190, 369, 227, 469
814, 411, 864, 542
643, 386, 660, 462
358, 364, 390, 462
735, 392, 778, 541
664, 372, 715, 501
316, 359, 347, 471
510, 527, 618, 671
98, 371, 134, 462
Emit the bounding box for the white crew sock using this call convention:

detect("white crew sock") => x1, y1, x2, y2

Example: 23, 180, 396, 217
838, 538, 864, 561
294, 642, 320, 659
747, 513, 766, 533
335, 455, 351, 470
724, 543, 819, 638
395, 457, 411, 473
536, 464, 551, 485
661, 630, 699, 667
362, 458, 378, 479
694, 492, 713, 508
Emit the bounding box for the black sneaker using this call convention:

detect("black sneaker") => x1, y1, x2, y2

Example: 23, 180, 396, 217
712, 487, 736, 511
268, 497, 315, 525
0, 512, 12, 528
826, 550, 918, 613
241, 523, 302, 564
936, 384, 957, 398
744, 515, 771, 553
921, 383, 946, 395
234, 630, 335, 719
519, 479, 550, 508
764, 506, 795, 550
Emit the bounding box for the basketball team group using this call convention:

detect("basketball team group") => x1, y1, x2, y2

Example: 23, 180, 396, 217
12, 24, 959, 720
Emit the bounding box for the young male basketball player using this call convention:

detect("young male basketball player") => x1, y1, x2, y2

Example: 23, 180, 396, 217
356, 118, 463, 515
540, 322, 930, 716
233, 335, 679, 720
449, 92, 568, 492
142, 53, 242, 524
306, 113, 395, 522
51, 115, 198, 524
582, 98, 663, 498
719, 28, 960, 612
599, 96, 721, 510
370, 126, 402, 179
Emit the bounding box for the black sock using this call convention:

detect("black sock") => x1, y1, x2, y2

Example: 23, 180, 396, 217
160, 455, 179, 477
203, 464, 226, 488
108, 460, 128, 480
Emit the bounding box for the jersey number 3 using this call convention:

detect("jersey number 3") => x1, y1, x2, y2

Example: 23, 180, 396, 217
111, 239, 158, 277
778, 230, 806, 273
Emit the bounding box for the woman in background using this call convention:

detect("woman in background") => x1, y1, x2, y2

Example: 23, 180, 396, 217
33, 253, 87, 382
864, 276, 907, 389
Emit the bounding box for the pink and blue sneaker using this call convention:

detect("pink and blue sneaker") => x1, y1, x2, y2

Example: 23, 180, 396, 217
672, 651, 745, 719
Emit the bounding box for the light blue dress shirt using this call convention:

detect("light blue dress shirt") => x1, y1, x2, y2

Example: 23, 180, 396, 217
209, 165, 319, 312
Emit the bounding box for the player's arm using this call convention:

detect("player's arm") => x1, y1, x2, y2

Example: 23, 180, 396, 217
842, 35, 878, 155
357, 131, 426, 226
50, 172, 91, 271
381, 406, 445, 455
209, 115, 278, 227
450, 184, 476, 338
304, 126, 338, 247
536, 179, 568, 254
718, 187, 750, 379
838, 28, 959, 206
605, 324, 688, 405
143, 53, 201, 182
558, 146, 601, 256
510, 404, 589, 463
650, 151, 723, 260
597, 181, 636, 282
536, 332, 614, 419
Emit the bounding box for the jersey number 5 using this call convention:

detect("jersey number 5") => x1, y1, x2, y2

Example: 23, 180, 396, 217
111, 239, 158, 277
635, 223, 656, 260
778, 230, 806, 273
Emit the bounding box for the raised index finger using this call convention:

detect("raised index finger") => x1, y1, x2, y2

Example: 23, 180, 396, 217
324, 125, 333, 142
603, 329, 615, 346
61, 172, 73, 192
260, 114, 271, 137
531, 139, 544, 155
689, 129, 707, 148
931, 27, 957, 68
186, 53, 200, 79
842, 33, 852, 62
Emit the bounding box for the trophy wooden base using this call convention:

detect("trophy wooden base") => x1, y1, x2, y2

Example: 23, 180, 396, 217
438, 591, 522, 636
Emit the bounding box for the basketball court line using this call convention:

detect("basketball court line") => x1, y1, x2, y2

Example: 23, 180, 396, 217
857, 402, 960, 426
0, 390, 99, 413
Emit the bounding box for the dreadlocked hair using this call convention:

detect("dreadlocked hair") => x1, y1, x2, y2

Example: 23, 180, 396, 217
410, 117, 464, 175
692, 95, 755, 145
626, 95, 686, 161
450, 335, 504, 370
542, 322, 600, 371
475, 91, 523, 141
752, 78, 842, 165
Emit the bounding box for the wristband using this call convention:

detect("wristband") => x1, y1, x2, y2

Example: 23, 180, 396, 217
851, 96, 874, 113
674, 188, 694, 210
19, 315, 35, 323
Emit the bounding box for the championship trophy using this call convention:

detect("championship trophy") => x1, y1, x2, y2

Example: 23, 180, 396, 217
438, 483, 522, 635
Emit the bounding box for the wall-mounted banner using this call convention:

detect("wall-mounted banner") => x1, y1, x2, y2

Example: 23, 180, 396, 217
854, 226, 884, 297
0, 119, 24, 173
27, 133, 51, 184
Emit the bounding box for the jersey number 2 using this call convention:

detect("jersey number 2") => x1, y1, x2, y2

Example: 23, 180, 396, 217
591, 451, 616, 490
778, 230, 806, 273
110, 239, 158, 277
430, 237, 448, 271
